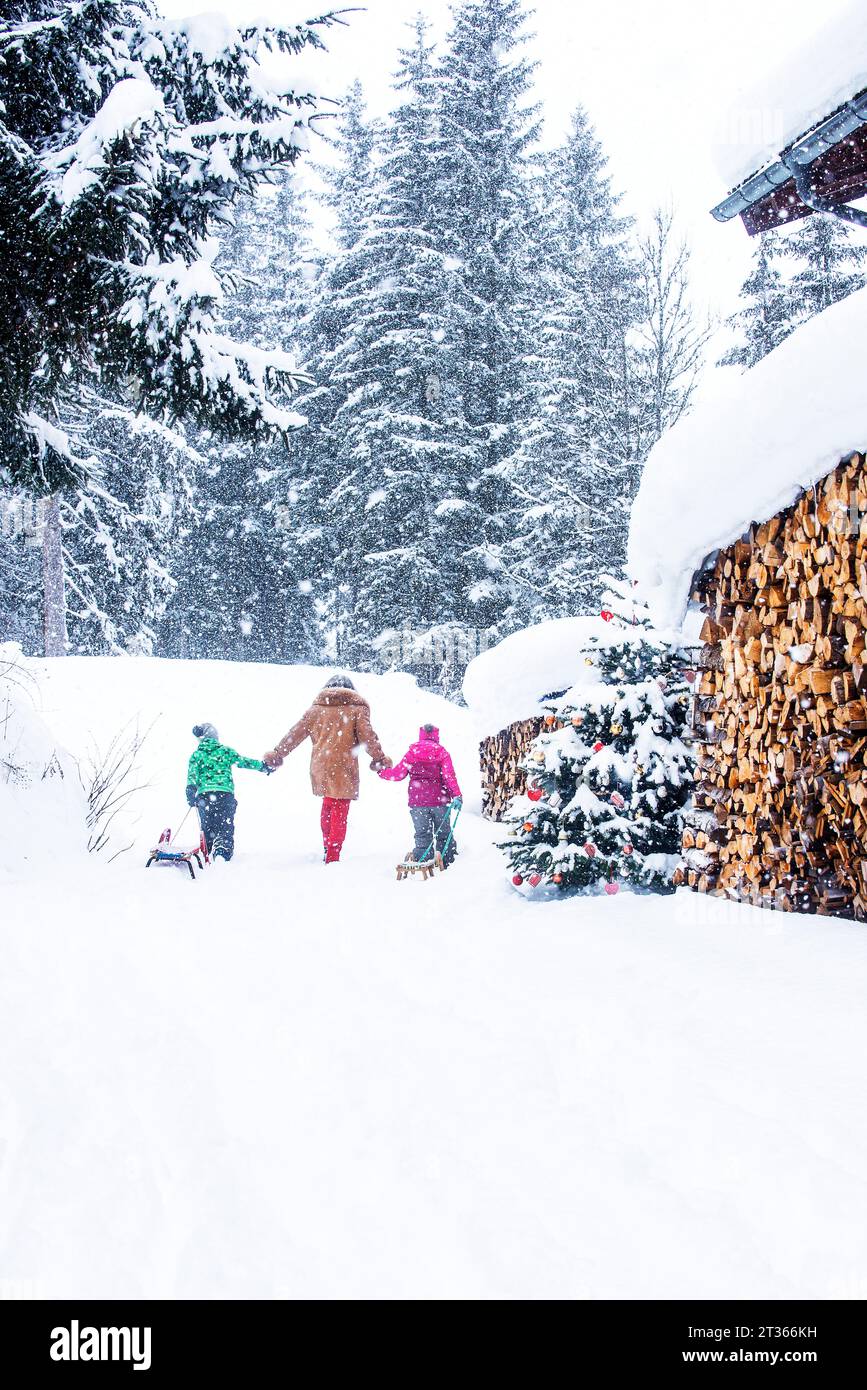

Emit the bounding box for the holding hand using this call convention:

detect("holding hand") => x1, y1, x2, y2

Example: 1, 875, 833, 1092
264, 750, 283, 769
451, 795, 463, 809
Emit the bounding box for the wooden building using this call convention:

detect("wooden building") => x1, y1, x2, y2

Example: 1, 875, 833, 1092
630, 15, 867, 919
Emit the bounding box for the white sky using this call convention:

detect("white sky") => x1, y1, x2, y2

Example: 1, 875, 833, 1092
157, 0, 858, 317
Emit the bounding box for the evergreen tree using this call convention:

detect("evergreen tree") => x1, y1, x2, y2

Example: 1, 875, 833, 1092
0, 495, 42, 651
429, 0, 541, 641
287, 83, 384, 668
61, 396, 199, 654
297, 33, 485, 680
719, 233, 796, 368
721, 218, 867, 372
785, 214, 867, 318
501, 579, 693, 893
500, 106, 642, 619
162, 175, 321, 663
0, 2, 341, 491
299, 2, 544, 682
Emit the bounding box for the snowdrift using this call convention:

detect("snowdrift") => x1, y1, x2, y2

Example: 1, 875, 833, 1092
462, 616, 625, 735
0, 644, 84, 884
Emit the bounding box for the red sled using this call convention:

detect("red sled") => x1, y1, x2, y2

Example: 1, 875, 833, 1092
145, 827, 209, 880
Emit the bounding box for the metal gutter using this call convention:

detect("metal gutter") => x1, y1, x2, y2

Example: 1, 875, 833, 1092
711, 88, 867, 223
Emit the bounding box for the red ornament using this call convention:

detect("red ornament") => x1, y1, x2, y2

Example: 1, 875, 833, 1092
529, 874, 542, 887
552, 873, 563, 885
600, 608, 614, 622
604, 881, 620, 896
593, 741, 604, 753
512, 874, 524, 886
523, 820, 534, 832
623, 844, 633, 856
610, 792, 625, 809
584, 842, 597, 857
684, 668, 696, 683
527, 787, 543, 802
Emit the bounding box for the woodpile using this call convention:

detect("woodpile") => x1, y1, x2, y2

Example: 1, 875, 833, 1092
677, 451, 867, 918
480, 717, 544, 820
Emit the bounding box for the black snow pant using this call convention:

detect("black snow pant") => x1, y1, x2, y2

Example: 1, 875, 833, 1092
410, 804, 456, 868
197, 791, 237, 860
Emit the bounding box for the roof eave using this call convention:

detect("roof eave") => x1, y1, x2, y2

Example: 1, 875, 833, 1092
711, 87, 867, 231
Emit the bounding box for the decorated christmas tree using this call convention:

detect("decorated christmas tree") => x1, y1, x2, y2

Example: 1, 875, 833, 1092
500, 578, 694, 894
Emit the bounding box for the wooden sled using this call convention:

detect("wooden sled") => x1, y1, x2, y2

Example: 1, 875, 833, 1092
396, 849, 444, 882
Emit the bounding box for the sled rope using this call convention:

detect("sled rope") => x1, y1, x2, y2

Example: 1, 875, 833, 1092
418, 799, 462, 864
169, 806, 193, 845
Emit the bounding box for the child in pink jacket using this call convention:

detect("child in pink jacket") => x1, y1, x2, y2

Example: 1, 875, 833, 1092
379, 723, 462, 867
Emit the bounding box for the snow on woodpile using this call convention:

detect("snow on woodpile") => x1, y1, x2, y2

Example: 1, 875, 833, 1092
463, 616, 624, 734
713, 0, 867, 190
628, 285, 867, 631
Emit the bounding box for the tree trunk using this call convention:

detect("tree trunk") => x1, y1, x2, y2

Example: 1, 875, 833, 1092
42, 493, 68, 657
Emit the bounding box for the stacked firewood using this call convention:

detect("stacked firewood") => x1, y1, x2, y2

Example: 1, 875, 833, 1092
678, 452, 867, 918
480, 717, 545, 820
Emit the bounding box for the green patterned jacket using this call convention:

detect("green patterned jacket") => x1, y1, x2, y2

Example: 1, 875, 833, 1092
186, 738, 266, 796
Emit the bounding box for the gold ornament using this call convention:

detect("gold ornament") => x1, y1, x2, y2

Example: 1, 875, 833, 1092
610, 723, 622, 735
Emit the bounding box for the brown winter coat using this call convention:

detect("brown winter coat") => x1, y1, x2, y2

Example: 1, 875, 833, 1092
264, 687, 390, 800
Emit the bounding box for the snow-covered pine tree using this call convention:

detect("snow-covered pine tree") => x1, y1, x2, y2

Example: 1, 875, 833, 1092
61, 395, 199, 655
501, 578, 694, 894
501, 105, 642, 618
599, 577, 694, 890
287, 82, 384, 668
0, 2, 340, 492
162, 174, 322, 664
718, 233, 797, 368
298, 29, 485, 682
428, 0, 541, 643
0, 495, 42, 650
783, 214, 867, 319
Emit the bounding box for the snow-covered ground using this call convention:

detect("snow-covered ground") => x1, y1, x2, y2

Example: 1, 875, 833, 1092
3, 656, 867, 1299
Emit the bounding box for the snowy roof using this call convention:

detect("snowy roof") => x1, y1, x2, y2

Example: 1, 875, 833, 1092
713, 0, 867, 194
628, 285, 867, 631
462, 616, 627, 734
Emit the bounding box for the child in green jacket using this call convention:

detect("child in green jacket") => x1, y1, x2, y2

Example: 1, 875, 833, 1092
186, 722, 270, 861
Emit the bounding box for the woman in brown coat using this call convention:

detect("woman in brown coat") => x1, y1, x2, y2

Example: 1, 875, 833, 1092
264, 675, 391, 863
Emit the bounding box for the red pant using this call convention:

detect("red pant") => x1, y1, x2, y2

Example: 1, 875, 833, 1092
320, 797, 350, 862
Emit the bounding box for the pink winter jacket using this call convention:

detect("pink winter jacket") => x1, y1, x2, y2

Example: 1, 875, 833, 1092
378, 725, 461, 807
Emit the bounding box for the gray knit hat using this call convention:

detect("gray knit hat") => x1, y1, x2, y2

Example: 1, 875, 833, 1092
193, 722, 219, 741
323, 674, 355, 690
